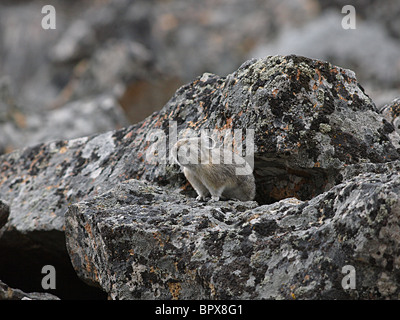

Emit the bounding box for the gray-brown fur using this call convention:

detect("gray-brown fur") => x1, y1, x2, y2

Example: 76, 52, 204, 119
171, 137, 256, 201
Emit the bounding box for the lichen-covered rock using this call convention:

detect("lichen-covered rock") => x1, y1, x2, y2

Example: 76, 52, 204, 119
249, 10, 400, 107
65, 179, 259, 299
0, 56, 390, 235
381, 97, 400, 147
1, 55, 399, 298
2, 56, 398, 233
65, 170, 400, 299
1, 54, 399, 257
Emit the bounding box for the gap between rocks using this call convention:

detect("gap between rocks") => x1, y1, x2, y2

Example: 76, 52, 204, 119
0, 229, 107, 300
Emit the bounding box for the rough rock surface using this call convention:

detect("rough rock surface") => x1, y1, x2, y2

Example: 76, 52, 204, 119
1, 55, 400, 299
65, 180, 259, 299
249, 8, 400, 107
1, 1, 399, 155
1, 55, 398, 235
251, 11, 400, 91
0, 280, 59, 300
65, 168, 400, 299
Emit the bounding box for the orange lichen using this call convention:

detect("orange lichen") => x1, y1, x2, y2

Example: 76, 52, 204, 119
123, 131, 134, 140
84, 254, 92, 273
296, 69, 301, 81
152, 231, 165, 248
84, 222, 93, 238
168, 282, 182, 300
315, 68, 322, 85
220, 117, 233, 130
59, 146, 68, 154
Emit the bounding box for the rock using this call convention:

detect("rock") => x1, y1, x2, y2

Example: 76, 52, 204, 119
381, 97, 400, 140
0, 280, 60, 300
25, 95, 129, 147
0, 1, 63, 109
49, 20, 96, 64
1, 55, 397, 233
65, 170, 400, 299
0, 200, 9, 232
148, 0, 318, 82
0, 78, 25, 155
0, 1, 172, 139
1, 55, 399, 299
2, 0, 399, 123
153, 55, 400, 204
339, 160, 400, 183
250, 11, 400, 107
0, 0, 319, 124
0, 0, 181, 127
65, 179, 259, 299
0, 89, 129, 155
52, 39, 156, 107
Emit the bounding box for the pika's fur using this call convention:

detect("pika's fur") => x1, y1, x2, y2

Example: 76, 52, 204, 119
171, 136, 256, 202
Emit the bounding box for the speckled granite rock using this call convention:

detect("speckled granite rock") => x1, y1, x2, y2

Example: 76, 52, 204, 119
1, 55, 400, 299
65, 172, 400, 299
381, 97, 400, 146
1, 55, 398, 236
65, 179, 259, 299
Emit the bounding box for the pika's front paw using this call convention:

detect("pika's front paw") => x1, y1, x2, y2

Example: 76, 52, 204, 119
209, 196, 220, 202
196, 195, 206, 201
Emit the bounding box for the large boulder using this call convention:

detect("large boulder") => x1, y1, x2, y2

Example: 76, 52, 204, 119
249, 10, 400, 107
65, 179, 259, 299
65, 169, 400, 299
2, 55, 398, 235
1, 55, 399, 298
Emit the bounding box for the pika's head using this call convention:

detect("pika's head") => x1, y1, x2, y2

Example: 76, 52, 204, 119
171, 136, 215, 167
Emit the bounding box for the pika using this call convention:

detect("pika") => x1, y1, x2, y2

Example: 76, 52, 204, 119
171, 136, 256, 202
